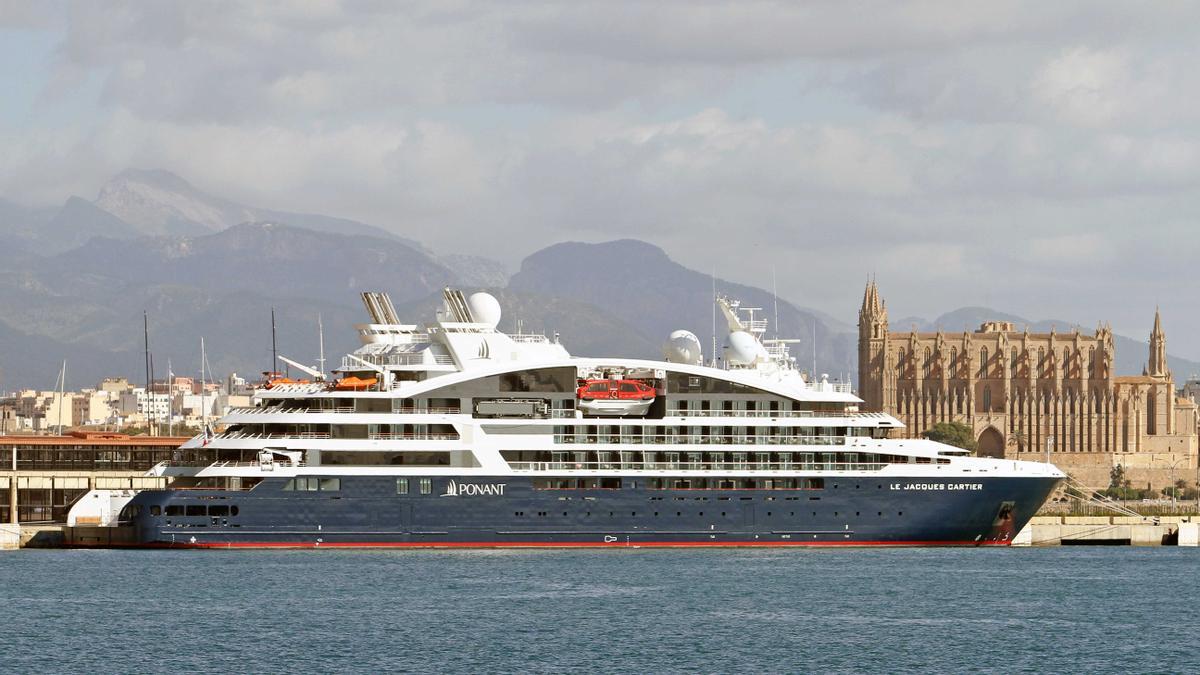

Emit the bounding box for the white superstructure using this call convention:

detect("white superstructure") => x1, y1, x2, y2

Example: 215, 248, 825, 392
157, 289, 1063, 486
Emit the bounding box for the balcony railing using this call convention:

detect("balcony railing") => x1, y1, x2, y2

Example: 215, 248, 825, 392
553, 434, 851, 446
507, 460, 888, 472
663, 409, 885, 419
341, 352, 455, 369
213, 431, 459, 441
230, 406, 461, 415
366, 433, 460, 441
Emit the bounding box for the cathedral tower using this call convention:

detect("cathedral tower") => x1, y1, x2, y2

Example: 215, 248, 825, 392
858, 279, 889, 410
1147, 308, 1168, 378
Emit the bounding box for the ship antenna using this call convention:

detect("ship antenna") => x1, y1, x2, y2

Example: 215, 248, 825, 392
772, 266, 779, 340
812, 322, 817, 379
317, 313, 326, 378
711, 271, 717, 368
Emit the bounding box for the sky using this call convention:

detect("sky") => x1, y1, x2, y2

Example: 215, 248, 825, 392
3, 1, 1200, 357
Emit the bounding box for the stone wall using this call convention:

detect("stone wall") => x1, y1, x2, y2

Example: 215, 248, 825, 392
1015, 450, 1199, 491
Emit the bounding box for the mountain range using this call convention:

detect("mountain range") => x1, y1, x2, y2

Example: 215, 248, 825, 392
1, 168, 1196, 392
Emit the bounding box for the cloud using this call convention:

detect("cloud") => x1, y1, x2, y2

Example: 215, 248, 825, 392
5, 1, 1200, 355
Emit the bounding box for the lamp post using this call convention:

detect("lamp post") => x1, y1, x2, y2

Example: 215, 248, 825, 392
1167, 456, 1185, 507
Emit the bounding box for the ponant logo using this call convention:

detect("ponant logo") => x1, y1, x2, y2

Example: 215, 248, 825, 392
442, 479, 506, 497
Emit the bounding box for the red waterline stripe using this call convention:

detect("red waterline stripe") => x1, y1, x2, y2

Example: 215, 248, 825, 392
99, 539, 1012, 549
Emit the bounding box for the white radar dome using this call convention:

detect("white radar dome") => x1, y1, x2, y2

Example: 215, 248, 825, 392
662, 330, 703, 365
467, 292, 502, 328
724, 330, 765, 366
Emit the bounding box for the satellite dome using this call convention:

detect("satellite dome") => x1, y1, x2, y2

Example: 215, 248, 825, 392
662, 330, 703, 365
467, 292, 502, 328
724, 330, 764, 366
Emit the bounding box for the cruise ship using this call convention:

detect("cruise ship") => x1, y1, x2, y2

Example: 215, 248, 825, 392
76, 289, 1064, 548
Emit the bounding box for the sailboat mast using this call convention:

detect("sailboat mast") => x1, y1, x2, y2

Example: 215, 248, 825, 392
149, 353, 156, 436
143, 309, 150, 411
167, 357, 174, 436
271, 307, 280, 377
201, 337, 207, 435
56, 360, 66, 433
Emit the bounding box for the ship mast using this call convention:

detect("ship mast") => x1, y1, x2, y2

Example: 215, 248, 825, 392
317, 313, 326, 378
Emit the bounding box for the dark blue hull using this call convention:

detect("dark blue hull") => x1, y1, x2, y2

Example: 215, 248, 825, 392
112, 474, 1060, 548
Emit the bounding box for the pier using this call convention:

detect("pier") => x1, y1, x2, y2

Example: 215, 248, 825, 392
1015, 516, 1198, 546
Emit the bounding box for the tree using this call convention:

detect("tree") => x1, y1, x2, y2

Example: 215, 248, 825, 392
922, 422, 977, 452
1008, 430, 1028, 453
1109, 464, 1126, 490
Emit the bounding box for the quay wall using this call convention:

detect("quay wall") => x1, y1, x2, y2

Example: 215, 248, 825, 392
1018, 515, 1198, 546
1015, 450, 1198, 491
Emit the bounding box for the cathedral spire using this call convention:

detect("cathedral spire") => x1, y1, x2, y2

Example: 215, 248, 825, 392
858, 278, 887, 338
1148, 307, 1168, 377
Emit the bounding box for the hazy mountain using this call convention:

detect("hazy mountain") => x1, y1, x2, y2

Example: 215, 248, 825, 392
894, 306, 1200, 379
41, 196, 144, 253
508, 239, 857, 378
0, 222, 462, 389
44, 222, 456, 306
437, 254, 511, 288
93, 168, 417, 244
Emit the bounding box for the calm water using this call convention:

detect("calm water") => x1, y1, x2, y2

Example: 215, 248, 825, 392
0, 548, 1195, 673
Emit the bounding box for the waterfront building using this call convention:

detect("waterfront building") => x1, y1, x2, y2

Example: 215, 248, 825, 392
117, 388, 171, 420
1, 432, 192, 523
857, 281, 1197, 488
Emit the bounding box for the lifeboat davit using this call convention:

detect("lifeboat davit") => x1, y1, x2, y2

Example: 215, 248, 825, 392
334, 375, 378, 391
577, 379, 655, 417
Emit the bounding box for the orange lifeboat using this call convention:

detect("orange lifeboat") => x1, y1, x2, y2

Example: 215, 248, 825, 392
576, 379, 655, 416
261, 371, 310, 389
334, 375, 378, 391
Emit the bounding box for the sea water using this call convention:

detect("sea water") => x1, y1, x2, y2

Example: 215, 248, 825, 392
0, 548, 1195, 673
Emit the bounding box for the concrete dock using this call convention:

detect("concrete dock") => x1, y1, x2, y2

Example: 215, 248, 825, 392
1015, 516, 1198, 546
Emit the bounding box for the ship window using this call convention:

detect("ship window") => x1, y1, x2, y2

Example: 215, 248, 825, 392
587, 382, 608, 393
320, 478, 341, 492
209, 505, 230, 517
420, 478, 432, 495
289, 477, 320, 492
396, 478, 409, 495
166, 505, 184, 516
619, 383, 637, 393
150, 505, 161, 516
186, 505, 206, 517
231, 506, 239, 517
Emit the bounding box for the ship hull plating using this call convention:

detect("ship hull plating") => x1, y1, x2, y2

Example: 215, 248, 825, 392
116, 475, 1061, 548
